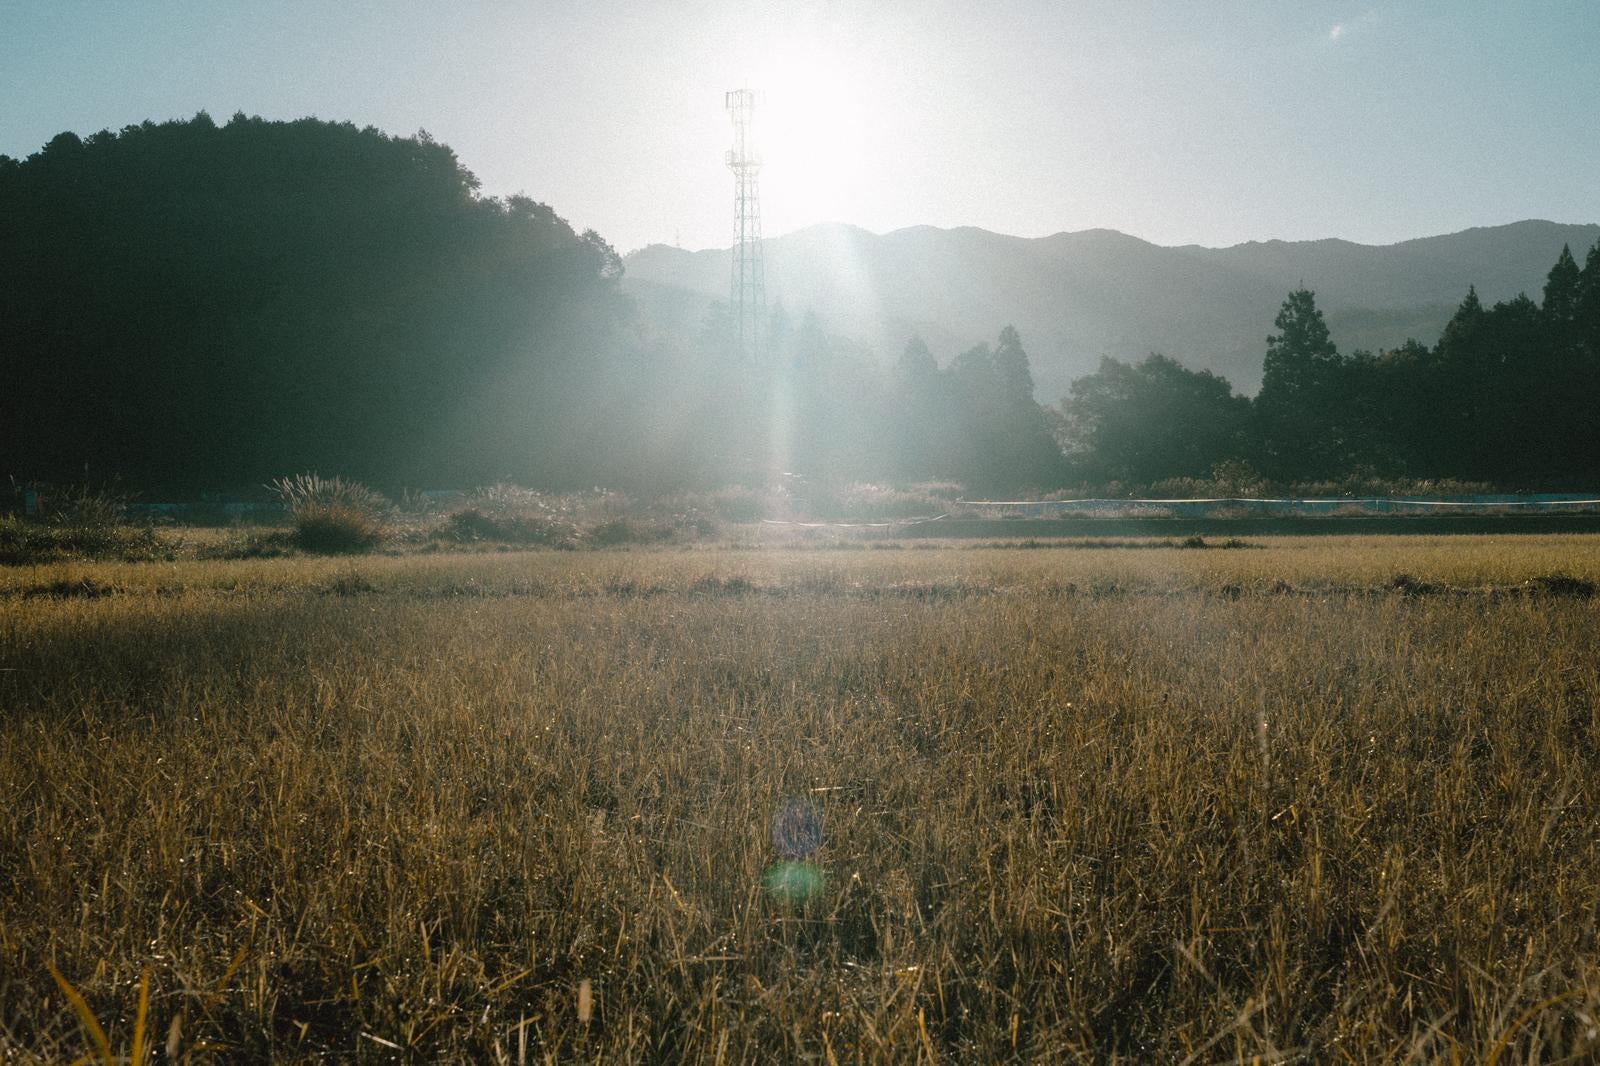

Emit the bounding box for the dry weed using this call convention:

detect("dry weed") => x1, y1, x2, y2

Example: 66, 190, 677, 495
1, 538, 1598, 1060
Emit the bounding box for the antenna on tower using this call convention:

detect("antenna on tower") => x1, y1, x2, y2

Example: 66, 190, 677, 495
725, 88, 765, 361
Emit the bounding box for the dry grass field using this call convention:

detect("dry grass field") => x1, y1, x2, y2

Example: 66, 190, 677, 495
3, 535, 1600, 1062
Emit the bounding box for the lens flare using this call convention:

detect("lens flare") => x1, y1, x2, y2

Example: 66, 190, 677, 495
763, 860, 825, 904
765, 796, 825, 903
771, 795, 824, 858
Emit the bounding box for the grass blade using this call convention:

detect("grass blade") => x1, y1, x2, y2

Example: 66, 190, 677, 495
47, 961, 113, 1066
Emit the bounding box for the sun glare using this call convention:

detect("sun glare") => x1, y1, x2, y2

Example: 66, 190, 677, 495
755, 55, 877, 233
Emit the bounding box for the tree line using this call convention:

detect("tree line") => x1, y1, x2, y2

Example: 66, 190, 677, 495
1064, 246, 1600, 489
3, 115, 1595, 498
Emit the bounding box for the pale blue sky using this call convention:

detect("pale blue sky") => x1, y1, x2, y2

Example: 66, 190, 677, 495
2, 1, 1595, 253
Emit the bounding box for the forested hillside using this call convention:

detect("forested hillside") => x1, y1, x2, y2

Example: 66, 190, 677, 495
0, 113, 630, 492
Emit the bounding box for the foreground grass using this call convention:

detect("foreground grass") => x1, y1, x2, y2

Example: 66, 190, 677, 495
2, 538, 1598, 1061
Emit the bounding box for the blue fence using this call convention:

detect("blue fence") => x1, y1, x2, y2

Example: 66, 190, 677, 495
960, 495, 1600, 518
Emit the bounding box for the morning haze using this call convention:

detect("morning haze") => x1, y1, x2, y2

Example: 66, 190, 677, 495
4, 2, 1600, 1062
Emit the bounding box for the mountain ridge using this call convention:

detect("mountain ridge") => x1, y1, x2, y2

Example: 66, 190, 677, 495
624, 219, 1599, 398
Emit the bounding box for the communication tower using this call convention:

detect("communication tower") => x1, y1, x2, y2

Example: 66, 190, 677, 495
725, 88, 765, 360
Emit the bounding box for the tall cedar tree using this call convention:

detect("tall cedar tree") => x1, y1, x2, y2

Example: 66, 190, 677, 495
1255, 288, 1346, 480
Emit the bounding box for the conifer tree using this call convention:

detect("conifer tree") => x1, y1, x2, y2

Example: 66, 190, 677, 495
1256, 289, 1343, 479
1577, 239, 1600, 361
1261, 288, 1339, 399
1542, 243, 1583, 355
1437, 285, 1485, 358
894, 334, 938, 387
993, 325, 1036, 404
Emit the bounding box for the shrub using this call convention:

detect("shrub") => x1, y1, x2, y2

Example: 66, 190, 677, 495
198, 529, 297, 560
0, 521, 171, 565
47, 482, 133, 526
702, 487, 764, 523
0, 481, 173, 565
590, 517, 675, 546
1145, 460, 1272, 500
1208, 459, 1272, 498
798, 482, 958, 522
438, 508, 577, 548
291, 504, 386, 554
1526, 574, 1596, 598
269, 474, 388, 554
1290, 473, 1496, 498
1387, 573, 1437, 595
470, 482, 550, 513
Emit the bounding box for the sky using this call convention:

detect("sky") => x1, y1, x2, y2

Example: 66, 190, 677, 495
2, 1, 1596, 255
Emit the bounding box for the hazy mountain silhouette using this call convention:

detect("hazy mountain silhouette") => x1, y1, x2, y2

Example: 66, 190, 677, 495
624, 219, 1600, 399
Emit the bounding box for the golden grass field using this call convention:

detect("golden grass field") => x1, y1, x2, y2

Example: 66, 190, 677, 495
3, 534, 1599, 1062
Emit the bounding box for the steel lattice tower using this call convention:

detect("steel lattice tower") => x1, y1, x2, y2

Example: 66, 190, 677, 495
725, 88, 765, 361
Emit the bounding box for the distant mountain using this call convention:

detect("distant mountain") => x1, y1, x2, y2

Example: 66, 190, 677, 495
623, 220, 1600, 400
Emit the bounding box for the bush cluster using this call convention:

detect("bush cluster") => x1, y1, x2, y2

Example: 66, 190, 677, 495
438, 508, 577, 548
269, 474, 389, 554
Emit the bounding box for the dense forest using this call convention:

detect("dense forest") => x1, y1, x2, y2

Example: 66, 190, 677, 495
0, 114, 631, 492
3, 115, 1596, 496
1063, 256, 1600, 489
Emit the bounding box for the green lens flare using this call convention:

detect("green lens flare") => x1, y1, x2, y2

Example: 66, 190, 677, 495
763, 861, 824, 904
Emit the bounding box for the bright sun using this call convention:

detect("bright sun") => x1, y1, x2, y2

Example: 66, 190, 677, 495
752, 55, 877, 232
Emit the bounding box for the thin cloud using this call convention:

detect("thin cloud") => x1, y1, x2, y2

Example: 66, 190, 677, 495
1328, 10, 1382, 44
